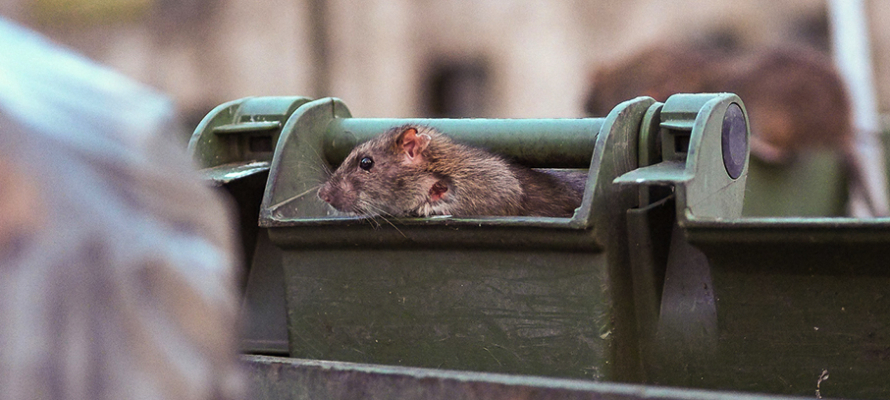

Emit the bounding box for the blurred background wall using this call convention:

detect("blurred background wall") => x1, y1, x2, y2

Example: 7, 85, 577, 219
3, 0, 876, 125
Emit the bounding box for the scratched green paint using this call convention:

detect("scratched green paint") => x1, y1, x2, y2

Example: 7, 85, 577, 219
284, 249, 611, 379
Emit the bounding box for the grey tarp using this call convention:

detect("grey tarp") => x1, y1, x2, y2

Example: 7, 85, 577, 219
0, 19, 242, 400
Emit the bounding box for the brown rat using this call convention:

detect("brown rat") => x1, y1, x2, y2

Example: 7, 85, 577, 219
584, 45, 852, 163
317, 125, 585, 217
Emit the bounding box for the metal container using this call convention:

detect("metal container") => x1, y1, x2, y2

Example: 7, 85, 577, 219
253, 93, 748, 382
190, 96, 312, 355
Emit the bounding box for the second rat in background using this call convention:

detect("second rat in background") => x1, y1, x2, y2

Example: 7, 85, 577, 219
317, 125, 586, 217
584, 45, 852, 163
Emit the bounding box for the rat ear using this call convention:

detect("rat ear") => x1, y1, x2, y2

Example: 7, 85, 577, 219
396, 127, 431, 162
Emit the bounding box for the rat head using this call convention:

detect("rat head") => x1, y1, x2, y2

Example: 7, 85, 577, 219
317, 125, 452, 217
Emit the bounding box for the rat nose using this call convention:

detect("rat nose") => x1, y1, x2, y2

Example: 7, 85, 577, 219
318, 184, 333, 204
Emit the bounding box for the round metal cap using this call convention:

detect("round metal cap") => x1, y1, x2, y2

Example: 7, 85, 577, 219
721, 102, 747, 179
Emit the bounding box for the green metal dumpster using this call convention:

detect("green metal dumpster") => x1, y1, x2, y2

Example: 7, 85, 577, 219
251, 92, 747, 383
190, 96, 312, 355
192, 91, 890, 399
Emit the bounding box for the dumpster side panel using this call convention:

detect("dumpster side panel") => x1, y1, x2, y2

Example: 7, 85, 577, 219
677, 241, 890, 399
282, 249, 611, 379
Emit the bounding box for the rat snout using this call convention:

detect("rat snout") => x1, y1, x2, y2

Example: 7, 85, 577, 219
318, 182, 334, 204
318, 177, 358, 213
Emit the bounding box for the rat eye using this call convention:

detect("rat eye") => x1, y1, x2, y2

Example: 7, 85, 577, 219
359, 157, 374, 171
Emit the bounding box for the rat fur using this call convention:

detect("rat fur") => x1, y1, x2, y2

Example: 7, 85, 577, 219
583, 45, 852, 163
317, 125, 585, 217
